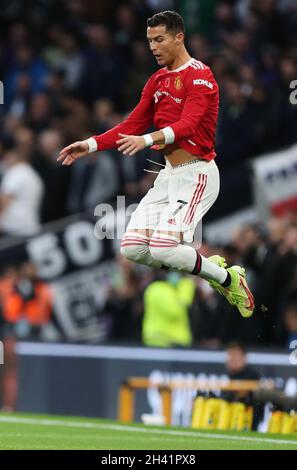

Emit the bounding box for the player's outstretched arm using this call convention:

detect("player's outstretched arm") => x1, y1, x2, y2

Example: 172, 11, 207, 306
116, 128, 171, 156
116, 133, 148, 155
57, 140, 89, 166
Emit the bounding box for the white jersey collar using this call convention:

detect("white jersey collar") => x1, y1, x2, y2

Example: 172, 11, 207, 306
166, 58, 194, 73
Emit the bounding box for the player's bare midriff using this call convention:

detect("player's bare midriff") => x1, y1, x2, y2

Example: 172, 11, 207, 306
163, 143, 207, 166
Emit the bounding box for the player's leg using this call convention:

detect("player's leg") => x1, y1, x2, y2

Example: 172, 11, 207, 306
120, 168, 168, 268
206, 255, 254, 318
121, 228, 161, 268
148, 228, 229, 282
147, 160, 227, 278
148, 160, 254, 317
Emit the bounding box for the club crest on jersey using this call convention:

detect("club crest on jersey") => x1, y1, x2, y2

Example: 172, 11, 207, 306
174, 76, 182, 90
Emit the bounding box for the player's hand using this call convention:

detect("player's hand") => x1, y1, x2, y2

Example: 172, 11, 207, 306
116, 133, 146, 156
57, 141, 89, 166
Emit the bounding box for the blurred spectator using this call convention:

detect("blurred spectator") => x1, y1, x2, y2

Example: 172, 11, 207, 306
67, 151, 121, 214
33, 129, 71, 222
212, 1, 242, 45
14, 126, 35, 161
224, 341, 262, 429
5, 44, 48, 108
276, 223, 297, 313
113, 4, 140, 57
142, 271, 195, 348
0, 149, 44, 236
6, 73, 31, 119
1, 262, 53, 337
121, 40, 155, 109
217, 78, 257, 167
0, 262, 53, 410
43, 32, 83, 92
103, 255, 143, 341
79, 25, 123, 106
225, 341, 260, 381
26, 92, 52, 133
92, 99, 117, 134
188, 34, 211, 64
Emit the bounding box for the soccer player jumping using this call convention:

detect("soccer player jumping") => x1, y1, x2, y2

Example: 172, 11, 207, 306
58, 11, 254, 318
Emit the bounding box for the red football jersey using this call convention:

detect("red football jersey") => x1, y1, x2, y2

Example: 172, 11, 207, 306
92, 58, 219, 160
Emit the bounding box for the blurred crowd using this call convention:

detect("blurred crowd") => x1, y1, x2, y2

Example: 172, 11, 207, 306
0, 0, 296, 234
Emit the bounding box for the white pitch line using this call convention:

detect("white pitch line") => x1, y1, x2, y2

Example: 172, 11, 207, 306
0, 416, 296, 447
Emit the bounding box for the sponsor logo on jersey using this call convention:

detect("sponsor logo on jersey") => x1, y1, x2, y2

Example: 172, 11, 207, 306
193, 78, 213, 89
154, 90, 182, 104
174, 75, 182, 90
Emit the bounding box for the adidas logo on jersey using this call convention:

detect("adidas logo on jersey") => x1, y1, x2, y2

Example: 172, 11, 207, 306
193, 79, 213, 89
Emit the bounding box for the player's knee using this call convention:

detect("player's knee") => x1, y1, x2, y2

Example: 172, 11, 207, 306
120, 244, 144, 262
149, 245, 171, 265
120, 233, 149, 262
149, 237, 179, 265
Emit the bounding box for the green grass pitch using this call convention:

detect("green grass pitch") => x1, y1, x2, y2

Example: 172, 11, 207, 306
0, 413, 296, 450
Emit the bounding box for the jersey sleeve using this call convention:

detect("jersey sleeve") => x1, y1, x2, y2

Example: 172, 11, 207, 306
167, 68, 218, 141
91, 77, 155, 151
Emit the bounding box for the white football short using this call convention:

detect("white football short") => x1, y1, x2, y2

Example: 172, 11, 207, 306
127, 158, 220, 243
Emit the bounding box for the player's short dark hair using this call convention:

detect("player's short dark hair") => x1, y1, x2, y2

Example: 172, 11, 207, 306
147, 11, 185, 35
226, 341, 247, 355
285, 301, 297, 315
